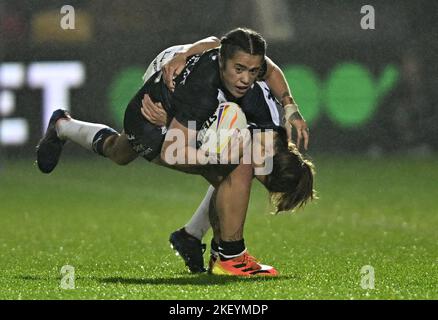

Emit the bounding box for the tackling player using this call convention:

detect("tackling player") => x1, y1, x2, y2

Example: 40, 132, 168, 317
135, 33, 316, 275
143, 80, 315, 274
140, 35, 314, 274
36, 28, 314, 276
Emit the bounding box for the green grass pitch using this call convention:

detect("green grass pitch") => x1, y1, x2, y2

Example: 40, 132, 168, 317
0, 156, 437, 299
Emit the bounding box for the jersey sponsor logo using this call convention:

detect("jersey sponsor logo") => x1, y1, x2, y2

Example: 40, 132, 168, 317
199, 113, 218, 132
196, 110, 218, 149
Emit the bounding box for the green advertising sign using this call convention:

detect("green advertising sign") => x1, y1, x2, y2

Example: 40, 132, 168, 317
283, 63, 399, 127
109, 63, 399, 128
108, 67, 144, 126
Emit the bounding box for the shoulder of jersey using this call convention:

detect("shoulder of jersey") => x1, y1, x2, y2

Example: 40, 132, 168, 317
195, 48, 219, 69
176, 49, 219, 87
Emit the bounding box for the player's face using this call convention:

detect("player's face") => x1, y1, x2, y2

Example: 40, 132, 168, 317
220, 51, 263, 98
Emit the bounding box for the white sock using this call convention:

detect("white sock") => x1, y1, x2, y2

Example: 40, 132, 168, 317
56, 118, 109, 151
184, 185, 215, 240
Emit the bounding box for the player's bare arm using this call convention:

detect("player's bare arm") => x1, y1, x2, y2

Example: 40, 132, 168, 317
263, 57, 309, 150
163, 36, 220, 91
140, 94, 168, 127
142, 97, 280, 184
160, 117, 207, 165
159, 116, 243, 167
161, 47, 310, 150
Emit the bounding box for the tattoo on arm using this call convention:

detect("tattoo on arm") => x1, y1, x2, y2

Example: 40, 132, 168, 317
281, 92, 294, 106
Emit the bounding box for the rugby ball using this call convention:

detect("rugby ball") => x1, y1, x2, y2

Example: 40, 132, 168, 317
197, 102, 247, 155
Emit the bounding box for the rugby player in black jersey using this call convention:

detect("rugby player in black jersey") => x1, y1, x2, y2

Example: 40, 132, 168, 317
144, 79, 315, 274
37, 28, 315, 276
143, 65, 315, 274
136, 30, 313, 276
141, 31, 314, 274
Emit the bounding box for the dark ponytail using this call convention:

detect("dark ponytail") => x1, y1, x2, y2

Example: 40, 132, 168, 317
264, 128, 316, 213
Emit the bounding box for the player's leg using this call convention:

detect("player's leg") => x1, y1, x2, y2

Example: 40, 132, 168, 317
167, 163, 254, 275
152, 157, 230, 273
56, 115, 137, 164
168, 185, 214, 273
209, 162, 278, 276
183, 185, 215, 240
100, 131, 138, 165
155, 155, 277, 276
36, 109, 137, 173
215, 162, 252, 241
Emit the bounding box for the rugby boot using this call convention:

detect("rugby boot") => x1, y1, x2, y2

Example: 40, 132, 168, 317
169, 228, 207, 273
210, 251, 278, 276
36, 109, 70, 173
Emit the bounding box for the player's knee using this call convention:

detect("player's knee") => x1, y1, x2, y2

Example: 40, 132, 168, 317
102, 135, 118, 156
113, 156, 132, 166
109, 150, 133, 165
104, 138, 133, 166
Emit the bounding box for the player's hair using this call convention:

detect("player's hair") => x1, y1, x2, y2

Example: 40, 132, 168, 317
264, 127, 316, 213
219, 28, 266, 66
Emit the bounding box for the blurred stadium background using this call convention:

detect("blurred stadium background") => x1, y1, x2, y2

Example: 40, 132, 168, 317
1, 0, 437, 156
0, 0, 438, 298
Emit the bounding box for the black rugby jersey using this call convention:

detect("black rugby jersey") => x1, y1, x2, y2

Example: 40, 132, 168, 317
143, 48, 278, 131
169, 49, 272, 130
123, 47, 280, 160
170, 49, 233, 130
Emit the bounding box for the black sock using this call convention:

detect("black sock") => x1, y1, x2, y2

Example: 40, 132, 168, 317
92, 128, 118, 156
211, 239, 219, 254
218, 239, 245, 260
